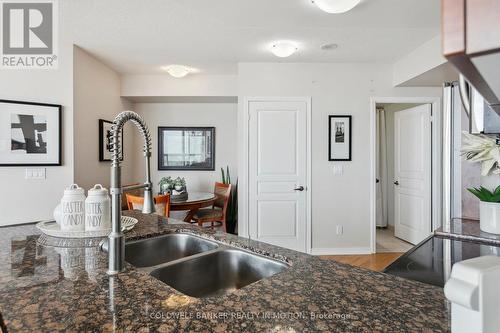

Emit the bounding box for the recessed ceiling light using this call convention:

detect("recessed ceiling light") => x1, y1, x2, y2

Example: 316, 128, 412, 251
162, 65, 191, 78
312, 0, 361, 14
270, 41, 298, 58
320, 43, 339, 50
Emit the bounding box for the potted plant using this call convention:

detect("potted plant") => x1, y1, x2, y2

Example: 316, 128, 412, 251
158, 177, 173, 194
174, 177, 186, 192
221, 166, 238, 235
468, 186, 500, 234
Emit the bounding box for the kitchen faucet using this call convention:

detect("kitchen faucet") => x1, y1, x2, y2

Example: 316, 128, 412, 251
107, 111, 155, 275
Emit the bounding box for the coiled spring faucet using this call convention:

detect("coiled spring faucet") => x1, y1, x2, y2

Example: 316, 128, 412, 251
107, 111, 155, 275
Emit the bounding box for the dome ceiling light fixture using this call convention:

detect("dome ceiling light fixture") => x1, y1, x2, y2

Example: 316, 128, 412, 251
312, 0, 361, 14
270, 41, 299, 58
162, 65, 191, 78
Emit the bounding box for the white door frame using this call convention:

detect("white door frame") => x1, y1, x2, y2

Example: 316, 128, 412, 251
239, 97, 312, 253
369, 97, 442, 253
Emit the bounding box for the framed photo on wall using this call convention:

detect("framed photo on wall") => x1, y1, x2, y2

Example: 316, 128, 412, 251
329, 115, 352, 161
99, 119, 123, 162
0, 99, 62, 166
158, 127, 215, 171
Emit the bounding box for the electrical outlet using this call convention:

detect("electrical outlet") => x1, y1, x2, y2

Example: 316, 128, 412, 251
25, 168, 46, 180
336, 225, 343, 235
333, 165, 343, 176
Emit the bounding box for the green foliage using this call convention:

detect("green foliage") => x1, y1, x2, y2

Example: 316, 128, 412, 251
159, 176, 173, 189
467, 185, 500, 203
221, 166, 238, 234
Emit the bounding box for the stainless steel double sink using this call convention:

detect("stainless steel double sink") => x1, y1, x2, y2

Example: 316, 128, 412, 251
124, 233, 288, 298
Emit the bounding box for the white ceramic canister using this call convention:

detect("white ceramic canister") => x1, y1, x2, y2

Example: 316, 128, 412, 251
60, 184, 86, 231
85, 184, 111, 232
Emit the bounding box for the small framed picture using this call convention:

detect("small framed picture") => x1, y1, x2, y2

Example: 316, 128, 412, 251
158, 127, 215, 171
329, 115, 352, 161
0, 99, 62, 166
99, 119, 123, 162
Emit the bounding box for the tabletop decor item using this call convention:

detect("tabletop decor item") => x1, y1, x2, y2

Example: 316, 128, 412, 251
468, 185, 500, 234
159, 176, 174, 194
85, 184, 111, 232
36, 216, 138, 238
158, 126, 215, 170
99, 119, 124, 162
170, 177, 188, 202
328, 115, 352, 161
0, 99, 62, 166
59, 184, 86, 232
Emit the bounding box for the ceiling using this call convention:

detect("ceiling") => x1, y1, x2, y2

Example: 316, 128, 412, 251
65, 0, 440, 75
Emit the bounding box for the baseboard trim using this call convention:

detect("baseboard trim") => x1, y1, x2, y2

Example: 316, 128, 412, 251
311, 247, 372, 255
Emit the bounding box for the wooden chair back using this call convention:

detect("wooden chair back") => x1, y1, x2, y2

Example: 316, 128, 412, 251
126, 193, 171, 217
213, 182, 232, 219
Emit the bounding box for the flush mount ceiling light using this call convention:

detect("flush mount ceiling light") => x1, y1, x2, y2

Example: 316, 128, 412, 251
270, 42, 298, 58
312, 0, 361, 13
163, 65, 191, 78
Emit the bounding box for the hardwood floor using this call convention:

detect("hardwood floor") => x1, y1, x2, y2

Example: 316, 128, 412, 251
320, 253, 404, 272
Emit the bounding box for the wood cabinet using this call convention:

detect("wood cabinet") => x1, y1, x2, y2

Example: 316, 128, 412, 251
442, 0, 500, 114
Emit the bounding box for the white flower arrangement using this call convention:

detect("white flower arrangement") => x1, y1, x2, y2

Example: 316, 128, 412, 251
462, 132, 500, 176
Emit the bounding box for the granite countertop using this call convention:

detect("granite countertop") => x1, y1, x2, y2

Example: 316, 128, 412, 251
435, 218, 500, 246
0, 211, 450, 332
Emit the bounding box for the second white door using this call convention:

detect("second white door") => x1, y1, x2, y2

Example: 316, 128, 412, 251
394, 104, 432, 245
248, 99, 309, 252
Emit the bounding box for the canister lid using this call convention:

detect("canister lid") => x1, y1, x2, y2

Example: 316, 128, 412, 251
64, 184, 85, 196
88, 184, 109, 196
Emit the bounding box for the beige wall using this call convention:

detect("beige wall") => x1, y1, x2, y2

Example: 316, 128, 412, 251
238, 62, 442, 252
73, 46, 137, 191
133, 102, 238, 194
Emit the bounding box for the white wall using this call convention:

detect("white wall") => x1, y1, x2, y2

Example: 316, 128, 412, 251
73, 46, 136, 190
238, 63, 442, 253
133, 102, 238, 194
121, 74, 238, 98
0, 5, 74, 226
393, 35, 448, 87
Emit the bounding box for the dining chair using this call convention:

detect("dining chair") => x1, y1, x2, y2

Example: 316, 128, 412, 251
126, 193, 171, 217
192, 182, 232, 232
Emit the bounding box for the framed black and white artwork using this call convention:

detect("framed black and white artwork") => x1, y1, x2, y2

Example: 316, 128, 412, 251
158, 127, 215, 171
329, 115, 352, 161
99, 119, 123, 162
0, 99, 62, 166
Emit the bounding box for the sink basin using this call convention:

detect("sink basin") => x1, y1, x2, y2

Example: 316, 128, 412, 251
150, 249, 288, 298
125, 234, 218, 267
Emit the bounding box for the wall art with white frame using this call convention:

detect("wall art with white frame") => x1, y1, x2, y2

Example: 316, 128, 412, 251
0, 99, 62, 166
328, 115, 352, 161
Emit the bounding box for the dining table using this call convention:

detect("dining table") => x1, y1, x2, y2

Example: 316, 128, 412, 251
169, 191, 217, 222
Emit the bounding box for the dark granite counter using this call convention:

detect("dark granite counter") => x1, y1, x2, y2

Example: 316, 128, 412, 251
0, 212, 450, 332
435, 218, 500, 246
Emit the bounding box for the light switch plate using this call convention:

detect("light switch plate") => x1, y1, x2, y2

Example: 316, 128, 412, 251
25, 168, 46, 180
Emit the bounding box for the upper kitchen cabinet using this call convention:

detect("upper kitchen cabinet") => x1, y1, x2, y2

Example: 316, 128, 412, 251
442, 0, 500, 114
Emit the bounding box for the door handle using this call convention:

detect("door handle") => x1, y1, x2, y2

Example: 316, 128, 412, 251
394, 181, 400, 186
294, 186, 305, 191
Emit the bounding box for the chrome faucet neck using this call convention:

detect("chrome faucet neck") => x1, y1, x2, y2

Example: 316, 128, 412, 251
107, 111, 155, 275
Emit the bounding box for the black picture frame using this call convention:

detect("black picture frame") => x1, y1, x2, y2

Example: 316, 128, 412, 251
99, 119, 123, 162
328, 115, 352, 161
158, 126, 215, 171
0, 99, 62, 166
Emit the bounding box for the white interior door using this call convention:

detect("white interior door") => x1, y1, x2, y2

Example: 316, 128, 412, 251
248, 100, 308, 252
394, 104, 432, 245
